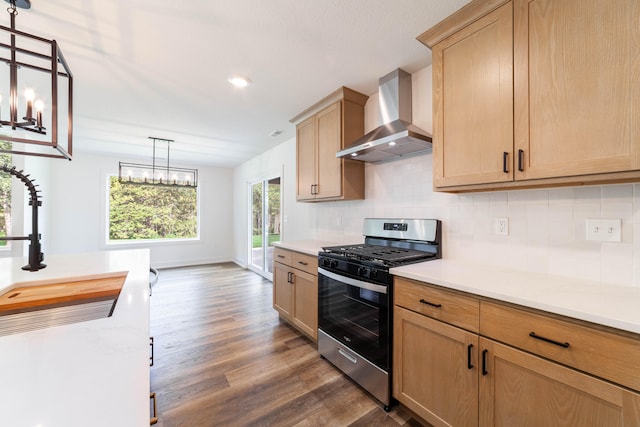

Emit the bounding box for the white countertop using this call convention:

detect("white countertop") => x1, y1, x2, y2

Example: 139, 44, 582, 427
273, 240, 345, 256
391, 260, 640, 335
0, 249, 151, 427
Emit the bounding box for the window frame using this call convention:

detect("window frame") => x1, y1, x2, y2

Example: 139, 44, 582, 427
104, 173, 201, 248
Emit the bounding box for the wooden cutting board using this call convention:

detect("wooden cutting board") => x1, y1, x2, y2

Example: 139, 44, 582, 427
0, 274, 127, 315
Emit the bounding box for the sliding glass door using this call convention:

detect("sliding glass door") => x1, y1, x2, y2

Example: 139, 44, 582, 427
249, 176, 281, 279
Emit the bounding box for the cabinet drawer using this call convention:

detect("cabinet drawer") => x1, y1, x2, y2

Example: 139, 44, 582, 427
291, 252, 317, 276
273, 247, 292, 266
480, 301, 640, 392
394, 278, 479, 333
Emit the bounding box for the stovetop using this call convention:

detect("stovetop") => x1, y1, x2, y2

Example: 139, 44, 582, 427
321, 243, 437, 267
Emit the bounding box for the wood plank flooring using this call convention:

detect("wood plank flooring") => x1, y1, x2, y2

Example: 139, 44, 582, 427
150, 263, 429, 427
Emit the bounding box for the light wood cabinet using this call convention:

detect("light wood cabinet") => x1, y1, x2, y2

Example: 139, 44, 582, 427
419, 0, 640, 192
394, 304, 479, 426
394, 277, 480, 426
430, 1, 514, 188
479, 338, 640, 426
291, 87, 368, 202
393, 277, 640, 426
272, 247, 318, 340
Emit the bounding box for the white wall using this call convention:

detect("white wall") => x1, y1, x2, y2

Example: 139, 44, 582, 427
233, 65, 640, 288
232, 139, 315, 266
47, 152, 234, 268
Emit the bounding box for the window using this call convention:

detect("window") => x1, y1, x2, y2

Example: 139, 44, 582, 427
108, 176, 198, 242
0, 141, 11, 249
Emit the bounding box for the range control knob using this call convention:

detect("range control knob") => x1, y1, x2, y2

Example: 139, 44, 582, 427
330, 260, 339, 269
322, 258, 331, 267
357, 266, 369, 277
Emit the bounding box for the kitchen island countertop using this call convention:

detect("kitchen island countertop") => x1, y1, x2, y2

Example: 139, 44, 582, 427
392, 259, 640, 335
0, 249, 151, 427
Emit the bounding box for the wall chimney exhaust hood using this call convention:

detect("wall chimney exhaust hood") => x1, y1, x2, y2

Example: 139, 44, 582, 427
336, 68, 432, 163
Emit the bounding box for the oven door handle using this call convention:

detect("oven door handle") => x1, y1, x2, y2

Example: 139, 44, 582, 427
318, 267, 388, 295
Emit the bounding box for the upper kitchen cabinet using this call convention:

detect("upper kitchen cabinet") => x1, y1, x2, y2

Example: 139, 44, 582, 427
419, 0, 640, 192
291, 87, 368, 202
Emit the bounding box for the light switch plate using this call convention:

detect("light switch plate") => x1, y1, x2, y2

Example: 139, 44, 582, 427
586, 219, 621, 242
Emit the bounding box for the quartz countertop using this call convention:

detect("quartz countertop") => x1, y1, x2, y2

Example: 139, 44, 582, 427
0, 249, 151, 427
273, 240, 352, 256
391, 259, 640, 335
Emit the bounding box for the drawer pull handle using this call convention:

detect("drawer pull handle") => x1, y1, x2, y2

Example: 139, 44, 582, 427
150, 336, 154, 367
482, 349, 488, 376
338, 348, 358, 364
518, 149, 524, 172
298, 261, 308, 266
529, 332, 570, 348
419, 298, 442, 308
467, 344, 474, 370
150, 392, 158, 425
277, 254, 285, 258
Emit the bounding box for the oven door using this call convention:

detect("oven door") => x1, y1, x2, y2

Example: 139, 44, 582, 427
317, 267, 390, 371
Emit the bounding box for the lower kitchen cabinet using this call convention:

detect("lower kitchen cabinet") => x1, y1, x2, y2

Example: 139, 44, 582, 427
273, 262, 293, 318
479, 338, 640, 426
273, 247, 318, 341
393, 305, 479, 426
393, 277, 640, 426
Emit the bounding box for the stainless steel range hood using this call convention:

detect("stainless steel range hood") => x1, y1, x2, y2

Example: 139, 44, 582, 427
337, 68, 432, 163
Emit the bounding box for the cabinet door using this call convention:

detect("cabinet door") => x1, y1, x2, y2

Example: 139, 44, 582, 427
514, 0, 640, 180
432, 2, 513, 188
393, 306, 479, 427
272, 262, 293, 319
315, 102, 343, 199
479, 338, 640, 426
296, 116, 317, 200
292, 269, 317, 340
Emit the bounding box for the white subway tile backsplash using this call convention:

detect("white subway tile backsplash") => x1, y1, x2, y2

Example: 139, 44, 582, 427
307, 150, 640, 287
601, 242, 633, 285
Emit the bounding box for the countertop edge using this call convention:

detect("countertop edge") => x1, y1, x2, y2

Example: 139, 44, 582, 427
391, 261, 640, 336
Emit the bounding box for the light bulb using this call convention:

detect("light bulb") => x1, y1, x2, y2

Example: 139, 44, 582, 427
34, 99, 44, 112
228, 75, 251, 88
24, 88, 35, 102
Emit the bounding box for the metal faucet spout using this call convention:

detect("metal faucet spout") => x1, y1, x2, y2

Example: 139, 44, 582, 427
0, 163, 46, 271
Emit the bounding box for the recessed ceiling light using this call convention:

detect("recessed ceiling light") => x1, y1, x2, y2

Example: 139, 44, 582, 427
229, 75, 251, 88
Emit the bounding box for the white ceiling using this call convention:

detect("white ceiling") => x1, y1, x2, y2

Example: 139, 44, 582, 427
12, 0, 470, 167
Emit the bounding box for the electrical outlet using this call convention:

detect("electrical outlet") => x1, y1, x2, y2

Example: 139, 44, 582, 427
586, 219, 621, 242
494, 218, 509, 236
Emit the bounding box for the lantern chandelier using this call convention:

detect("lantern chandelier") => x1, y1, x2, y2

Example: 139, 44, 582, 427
118, 137, 198, 188
0, 0, 73, 160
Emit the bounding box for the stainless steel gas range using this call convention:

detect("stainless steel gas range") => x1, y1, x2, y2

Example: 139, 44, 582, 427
317, 218, 442, 411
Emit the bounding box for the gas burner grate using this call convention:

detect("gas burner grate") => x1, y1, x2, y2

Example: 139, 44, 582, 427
322, 243, 436, 266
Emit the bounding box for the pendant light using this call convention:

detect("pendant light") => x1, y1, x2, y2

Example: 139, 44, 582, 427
118, 137, 198, 188
0, 0, 73, 160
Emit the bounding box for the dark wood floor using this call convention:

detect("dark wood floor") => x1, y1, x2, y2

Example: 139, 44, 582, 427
150, 263, 429, 427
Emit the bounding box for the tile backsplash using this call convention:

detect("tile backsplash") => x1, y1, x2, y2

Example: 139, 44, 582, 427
312, 152, 640, 288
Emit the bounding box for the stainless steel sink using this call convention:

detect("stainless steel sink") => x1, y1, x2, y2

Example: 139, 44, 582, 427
0, 299, 117, 336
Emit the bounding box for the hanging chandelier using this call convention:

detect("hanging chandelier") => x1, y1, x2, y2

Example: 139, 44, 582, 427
118, 137, 198, 188
0, 0, 73, 160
